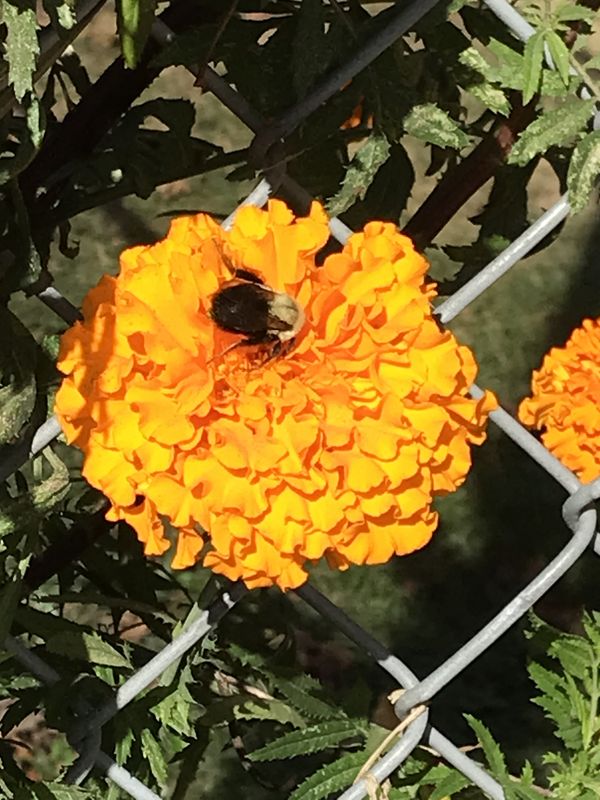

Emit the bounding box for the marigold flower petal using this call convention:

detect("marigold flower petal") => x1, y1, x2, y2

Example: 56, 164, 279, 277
519, 318, 600, 482
55, 200, 495, 590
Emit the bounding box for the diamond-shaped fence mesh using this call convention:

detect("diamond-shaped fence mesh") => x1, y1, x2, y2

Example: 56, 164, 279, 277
3, 1, 599, 798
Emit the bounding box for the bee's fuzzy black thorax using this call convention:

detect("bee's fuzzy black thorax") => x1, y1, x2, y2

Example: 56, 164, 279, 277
210, 283, 273, 335
209, 269, 305, 357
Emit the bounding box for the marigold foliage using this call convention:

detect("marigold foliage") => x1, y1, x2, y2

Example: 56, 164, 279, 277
55, 200, 495, 590
519, 318, 600, 482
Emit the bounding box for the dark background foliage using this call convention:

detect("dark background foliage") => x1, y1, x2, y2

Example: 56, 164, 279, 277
1, 0, 600, 797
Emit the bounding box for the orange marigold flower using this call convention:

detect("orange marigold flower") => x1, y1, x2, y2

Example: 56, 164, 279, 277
519, 318, 600, 483
55, 200, 496, 590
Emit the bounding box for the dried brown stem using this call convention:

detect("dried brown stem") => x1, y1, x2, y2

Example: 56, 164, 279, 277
404, 96, 538, 248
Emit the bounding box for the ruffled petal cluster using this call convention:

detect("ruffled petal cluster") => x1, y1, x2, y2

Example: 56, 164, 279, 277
55, 200, 495, 590
519, 319, 600, 482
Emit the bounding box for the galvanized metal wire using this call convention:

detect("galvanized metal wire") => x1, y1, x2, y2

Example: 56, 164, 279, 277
3, 0, 599, 798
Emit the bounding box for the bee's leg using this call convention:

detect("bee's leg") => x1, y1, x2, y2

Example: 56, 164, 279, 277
259, 336, 295, 364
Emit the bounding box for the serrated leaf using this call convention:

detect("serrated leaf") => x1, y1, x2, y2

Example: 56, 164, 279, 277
31, 449, 70, 512
115, 723, 135, 766
428, 768, 472, 800
31, 784, 91, 799
25, 94, 45, 149
583, 612, 600, 651
326, 132, 391, 217
465, 715, 508, 779
488, 39, 525, 91
44, 0, 76, 30
545, 30, 570, 86
276, 678, 342, 721
458, 46, 494, 82
117, 0, 158, 69
567, 130, 600, 212
404, 104, 470, 150
556, 5, 596, 23
469, 83, 510, 115
0, 309, 37, 446
508, 98, 595, 166
289, 751, 365, 800
235, 698, 306, 729
292, 0, 327, 99
528, 662, 561, 698
522, 30, 545, 104
510, 785, 549, 800
46, 631, 131, 669
249, 719, 363, 762
1, 0, 39, 101
551, 637, 595, 680
151, 677, 194, 736
141, 728, 168, 789
447, 0, 471, 11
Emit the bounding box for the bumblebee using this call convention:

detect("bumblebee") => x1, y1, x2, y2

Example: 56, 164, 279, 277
209, 267, 305, 358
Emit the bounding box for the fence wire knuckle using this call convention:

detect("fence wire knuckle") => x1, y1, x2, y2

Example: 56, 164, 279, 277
3, 0, 599, 798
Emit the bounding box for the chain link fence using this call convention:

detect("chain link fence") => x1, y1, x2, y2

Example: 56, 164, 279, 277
3, 0, 600, 798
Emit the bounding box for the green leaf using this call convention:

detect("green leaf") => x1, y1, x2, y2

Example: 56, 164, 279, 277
249, 719, 364, 762
30, 449, 70, 512
326, 132, 391, 217
510, 785, 550, 800
458, 45, 494, 80
567, 130, 600, 213
550, 636, 595, 680
545, 30, 570, 87
469, 82, 510, 116
292, 0, 327, 100
43, 0, 76, 31
276, 677, 343, 721
234, 697, 306, 729
465, 715, 508, 779
114, 721, 135, 766
458, 47, 511, 114
24, 94, 45, 150
404, 104, 470, 150
508, 98, 595, 166
46, 631, 131, 669
151, 675, 194, 736
529, 663, 582, 750
447, 0, 472, 11
427, 767, 472, 800
487, 39, 525, 91
141, 728, 168, 790
116, 0, 158, 69
0, 309, 37, 446
31, 785, 92, 799
1, 0, 39, 101
343, 142, 414, 229
522, 30, 545, 104
556, 5, 596, 23
289, 751, 365, 800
